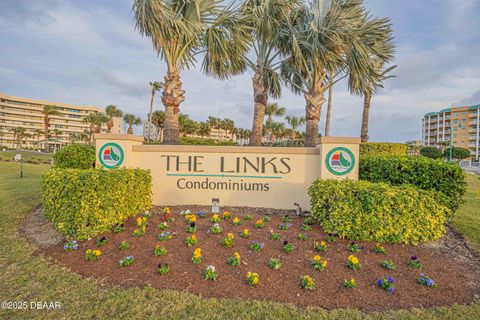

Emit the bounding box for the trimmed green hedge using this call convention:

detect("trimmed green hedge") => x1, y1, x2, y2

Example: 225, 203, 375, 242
360, 142, 408, 156
359, 155, 466, 216
180, 137, 236, 146
308, 179, 449, 244
420, 146, 442, 159
42, 168, 152, 240
53, 144, 95, 169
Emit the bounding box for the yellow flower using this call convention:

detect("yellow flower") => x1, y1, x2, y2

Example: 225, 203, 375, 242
322, 261, 327, 268
247, 272, 252, 277
313, 255, 321, 261
351, 278, 356, 284
193, 248, 202, 259
234, 252, 241, 260
227, 233, 234, 239
136, 217, 142, 226
163, 207, 170, 212
212, 214, 219, 220
233, 217, 239, 223
222, 211, 231, 218
348, 255, 359, 264
243, 229, 249, 235
320, 241, 326, 246
191, 235, 197, 241
93, 250, 101, 256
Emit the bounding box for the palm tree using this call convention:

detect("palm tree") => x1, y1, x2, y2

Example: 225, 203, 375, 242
207, 116, 221, 131
197, 122, 211, 138
285, 115, 305, 139
105, 105, 123, 133
240, 0, 301, 146
223, 118, 235, 140
12, 127, 26, 149
42, 105, 60, 150
53, 129, 62, 140
265, 103, 286, 128
33, 129, 44, 150
84, 113, 109, 143
324, 77, 333, 136
0, 130, 4, 149
278, 0, 395, 146
147, 81, 162, 142
179, 114, 197, 137
24, 132, 31, 149
132, 0, 251, 145
151, 110, 165, 143
123, 114, 141, 134
270, 121, 285, 142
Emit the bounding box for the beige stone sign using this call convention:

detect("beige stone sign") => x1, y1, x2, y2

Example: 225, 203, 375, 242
95, 134, 360, 210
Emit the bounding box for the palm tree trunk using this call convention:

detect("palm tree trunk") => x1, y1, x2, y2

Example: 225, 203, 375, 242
162, 69, 184, 145
324, 82, 333, 137
127, 125, 133, 134
360, 91, 372, 143
160, 127, 164, 143
304, 88, 325, 147
147, 90, 155, 143
44, 117, 49, 150
249, 67, 267, 146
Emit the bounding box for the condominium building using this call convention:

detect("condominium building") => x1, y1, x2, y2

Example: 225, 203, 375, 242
422, 104, 480, 160
0, 93, 121, 151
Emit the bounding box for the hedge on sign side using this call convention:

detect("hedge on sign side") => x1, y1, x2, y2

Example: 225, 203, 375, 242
419, 146, 442, 159
359, 155, 466, 216
360, 142, 408, 156
53, 144, 95, 169
308, 179, 449, 244
42, 168, 152, 240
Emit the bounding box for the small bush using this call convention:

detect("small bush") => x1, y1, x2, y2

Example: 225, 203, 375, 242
180, 137, 236, 146
442, 147, 471, 160
308, 179, 449, 244
360, 142, 408, 156
359, 155, 466, 215
420, 147, 442, 159
53, 144, 95, 169
42, 168, 152, 240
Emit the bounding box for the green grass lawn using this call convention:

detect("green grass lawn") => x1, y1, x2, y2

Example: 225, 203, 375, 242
453, 173, 480, 250
0, 162, 479, 319
0, 150, 53, 163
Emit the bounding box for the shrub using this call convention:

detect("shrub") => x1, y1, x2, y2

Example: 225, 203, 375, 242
180, 137, 236, 146
359, 155, 466, 215
308, 179, 449, 244
53, 144, 95, 169
360, 142, 408, 156
42, 168, 152, 240
419, 147, 442, 159
443, 147, 471, 160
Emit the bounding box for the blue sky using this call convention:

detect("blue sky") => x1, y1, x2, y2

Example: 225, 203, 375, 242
1, 0, 479, 141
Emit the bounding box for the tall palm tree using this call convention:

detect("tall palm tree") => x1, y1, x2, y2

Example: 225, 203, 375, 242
133, 0, 251, 145
285, 115, 305, 139
324, 77, 333, 136
197, 121, 211, 138
223, 118, 235, 140
84, 113, 109, 143
147, 81, 162, 142
240, 0, 301, 146
269, 121, 285, 142
24, 132, 31, 149
278, 0, 395, 146
151, 110, 165, 143
105, 105, 123, 133
207, 116, 221, 131
123, 114, 141, 134
265, 103, 286, 128
33, 129, 44, 150
42, 105, 60, 150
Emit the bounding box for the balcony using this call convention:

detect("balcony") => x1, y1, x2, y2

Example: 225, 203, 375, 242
469, 128, 478, 133
469, 113, 478, 118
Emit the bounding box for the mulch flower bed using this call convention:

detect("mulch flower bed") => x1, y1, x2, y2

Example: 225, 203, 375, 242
36, 206, 480, 312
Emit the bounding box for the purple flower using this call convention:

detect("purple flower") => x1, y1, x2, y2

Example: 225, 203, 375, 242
387, 276, 394, 283
377, 279, 383, 286
190, 222, 196, 228
426, 279, 434, 287
260, 243, 265, 249
411, 256, 417, 260
387, 287, 395, 294
284, 240, 288, 245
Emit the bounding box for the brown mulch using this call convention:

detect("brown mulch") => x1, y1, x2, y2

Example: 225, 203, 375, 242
22, 206, 480, 312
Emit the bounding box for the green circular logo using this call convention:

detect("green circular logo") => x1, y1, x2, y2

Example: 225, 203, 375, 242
325, 147, 355, 176
98, 142, 124, 168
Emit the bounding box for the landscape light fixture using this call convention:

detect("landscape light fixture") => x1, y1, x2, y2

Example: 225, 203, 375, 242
15, 154, 23, 178
212, 198, 220, 213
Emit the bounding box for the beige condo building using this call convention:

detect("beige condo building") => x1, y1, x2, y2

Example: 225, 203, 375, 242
0, 93, 121, 151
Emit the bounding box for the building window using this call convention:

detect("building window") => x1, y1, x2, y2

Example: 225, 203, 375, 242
462, 119, 466, 122
454, 112, 458, 116
453, 119, 458, 124
453, 134, 457, 138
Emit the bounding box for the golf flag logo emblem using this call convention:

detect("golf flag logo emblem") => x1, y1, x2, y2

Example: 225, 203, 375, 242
98, 143, 124, 168
325, 147, 355, 175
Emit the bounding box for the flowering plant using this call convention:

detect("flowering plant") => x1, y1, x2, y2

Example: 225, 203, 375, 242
377, 277, 395, 294
162, 211, 173, 222
221, 233, 235, 248
158, 231, 172, 241
282, 215, 293, 223
419, 274, 437, 288
158, 222, 169, 230
303, 216, 314, 225
262, 215, 271, 223
255, 219, 264, 228
381, 260, 396, 270
197, 210, 207, 218
222, 211, 231, 219
244, 214, 253, 221
204, 265, 218, 280
157, 263, 169, 275
119, 255, 135, 267
326, 233, 337, 242
297, 233, 308, 241
347, 255, 361, 270
180, 209, 191, 216
210, 223, 222, 234
118, 241, 129, 250
185, 234, 198, 247
240, 229, 250, 238
143, 210, 152, 218
63, 240, 78, 252
186, 222, 197, 233
85, 249, 101, 261
154, 245, 167, 256
227, 252, 241, 266
113, 224, 125, 233
279, 223, 292, 230
348, 242, 361, 253
137, 216, 148, 228
301, 275, 315, 290
301, 224, 312, 231
96, 236, 107, 247
185, 214, 196, 223
271, 232, 280, 240
250, 240, 264, 252
311, 255, 327, 271
132, 227, 146, 237
283, 241, 295, 253
211, 214, 220, 223
408, 256, 423, 269
314, 241, 327, 252
268, 258, 281, 270
344, 278, 357, 288
373, 243, 386, 254
162, 207, 171, 214
233, 217, 241, 225
246, 272, 259, 286
192, 248, 203, 264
